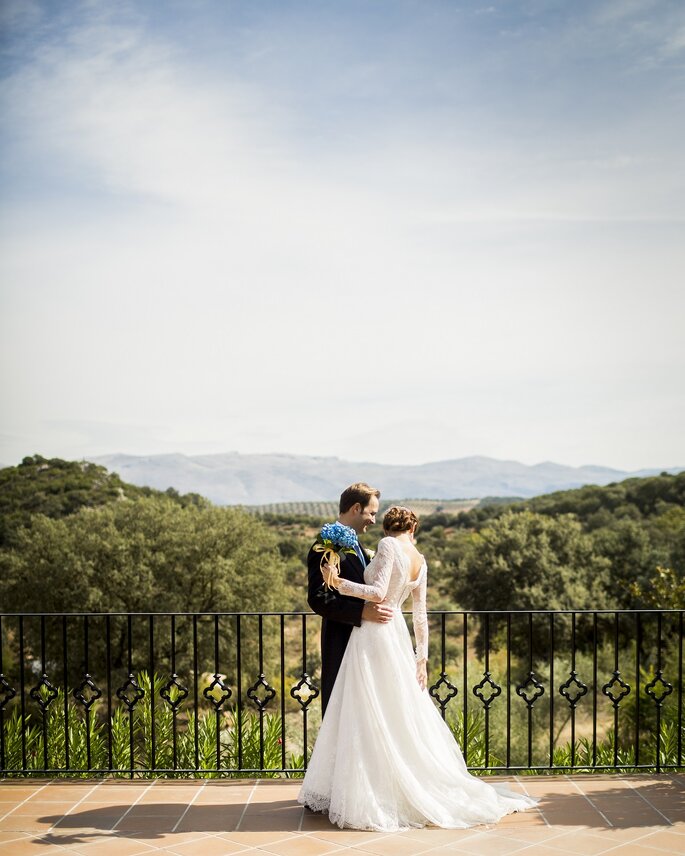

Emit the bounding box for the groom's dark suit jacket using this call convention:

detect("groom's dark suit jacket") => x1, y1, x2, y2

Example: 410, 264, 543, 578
307, 542, 370, 716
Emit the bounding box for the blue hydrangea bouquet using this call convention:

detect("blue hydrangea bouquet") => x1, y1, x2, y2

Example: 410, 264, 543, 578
313, 521, 358, 590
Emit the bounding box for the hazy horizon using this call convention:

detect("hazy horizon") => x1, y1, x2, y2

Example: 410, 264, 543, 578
3, 448, 683, 475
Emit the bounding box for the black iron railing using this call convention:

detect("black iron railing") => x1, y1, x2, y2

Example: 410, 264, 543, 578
0, 610, 682, 776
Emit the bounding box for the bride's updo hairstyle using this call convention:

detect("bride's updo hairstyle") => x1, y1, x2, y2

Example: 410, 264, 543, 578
382, 505, 419, 534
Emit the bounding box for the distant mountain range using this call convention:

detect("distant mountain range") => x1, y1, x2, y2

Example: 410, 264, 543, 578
86, 453, 684, 506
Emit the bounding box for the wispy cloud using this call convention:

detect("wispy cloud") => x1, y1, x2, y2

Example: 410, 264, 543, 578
0, 0, 683, 469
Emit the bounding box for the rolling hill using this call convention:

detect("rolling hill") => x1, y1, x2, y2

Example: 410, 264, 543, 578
86, 452, 684, 506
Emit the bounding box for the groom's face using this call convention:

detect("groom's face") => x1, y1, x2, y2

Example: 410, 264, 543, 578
351, 496, 379, 535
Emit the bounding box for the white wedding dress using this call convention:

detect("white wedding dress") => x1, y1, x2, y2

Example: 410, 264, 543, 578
298, 536, 538, 831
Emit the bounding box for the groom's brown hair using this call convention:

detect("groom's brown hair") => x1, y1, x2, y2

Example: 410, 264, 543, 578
339, 482, 381, 514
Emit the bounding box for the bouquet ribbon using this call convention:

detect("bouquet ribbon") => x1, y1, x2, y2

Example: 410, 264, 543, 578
312, 543, 342, 590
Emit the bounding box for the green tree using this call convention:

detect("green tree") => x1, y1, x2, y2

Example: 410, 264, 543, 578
630, 566, 685, 610
0, 455, 208, 547
454, 511, 609, 612
590, 519, 656, 607
647, 506, 685, 573
451, 511, 610, 655
1, 495, 285, 615
0, 496, 288, 680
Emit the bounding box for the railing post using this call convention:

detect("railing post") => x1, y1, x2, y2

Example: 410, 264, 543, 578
635, 612, 641, 768
279, 614, 286, 771
149, 615, 156, 773
62, 616, 69, 772
0, 616, 4, 772
462, 613, 468, 766
506, 613, 511, 769
236, 613, 242, 770
656, 612, 663, 773
549, 613, 554, 769
592, 612, 598, 769
193, 615, 199, 774
679, 611, 683, 769
19, 615, 26, 772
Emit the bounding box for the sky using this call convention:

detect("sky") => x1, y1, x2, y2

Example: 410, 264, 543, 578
1, 0, 684, 470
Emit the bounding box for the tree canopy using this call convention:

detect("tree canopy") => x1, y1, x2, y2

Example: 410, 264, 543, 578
0, 455, 207, 548
0, 495, 286, 615
417, 472, 684, 611
1, 458, 683, 617
452, 510, 609, 613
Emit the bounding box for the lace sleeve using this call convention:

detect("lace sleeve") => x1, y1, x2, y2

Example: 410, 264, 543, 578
411, 565, 428, 662
336, 537, 395, 603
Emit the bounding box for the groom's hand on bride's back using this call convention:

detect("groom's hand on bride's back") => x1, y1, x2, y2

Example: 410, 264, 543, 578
362, 602, 393, 623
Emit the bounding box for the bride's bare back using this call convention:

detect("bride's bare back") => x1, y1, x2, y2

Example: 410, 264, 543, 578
393, 536, 424, 582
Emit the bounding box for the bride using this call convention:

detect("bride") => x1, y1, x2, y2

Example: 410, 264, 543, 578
298, 505, 538, 832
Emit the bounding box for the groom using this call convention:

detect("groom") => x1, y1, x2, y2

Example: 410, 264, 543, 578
308, 482, 394, 716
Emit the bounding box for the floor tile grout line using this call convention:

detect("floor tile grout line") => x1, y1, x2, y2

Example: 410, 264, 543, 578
532, 807, 551, 827
19, 832, 87, 855
370, 830, 500, 856
628, 837, 685, 856
300, 826, 562, 856
301, 848, 375, 856
623, 777, 674, 826
348, 843, 480, 856
459, 825, 601, 855
121, 832, 212, 853
514, 774, 550, 828
0, 830, 33, 845
320, 841, 400, 856
302, 831, 409, 854
567, 774, 614, 827
218, 830, 303, 846
322, 845, 368, 855
499, 830, 588, 856
305, 830, 415, 845
169, 778, 207, 833
203, 829, 299, 850
586, 826, 684, 856
234, 780, 260, 832
303, 828, 408, 844
315, 840, 401, 853
110, 779, 158, 832
47, 779, 105, 832
488, 826, 591, 850
0, 780, 51, 822
128, 837, 221, 855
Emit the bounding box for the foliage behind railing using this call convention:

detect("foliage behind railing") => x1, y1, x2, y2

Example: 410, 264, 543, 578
0, 672, 304, 778
0, 610, 682, 777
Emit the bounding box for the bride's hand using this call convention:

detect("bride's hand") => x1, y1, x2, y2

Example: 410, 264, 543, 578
416, 660, 427, 691
321, 562, 340, 590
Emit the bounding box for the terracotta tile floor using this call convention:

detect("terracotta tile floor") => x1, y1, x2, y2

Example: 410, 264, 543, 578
0, 775, 683, 855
